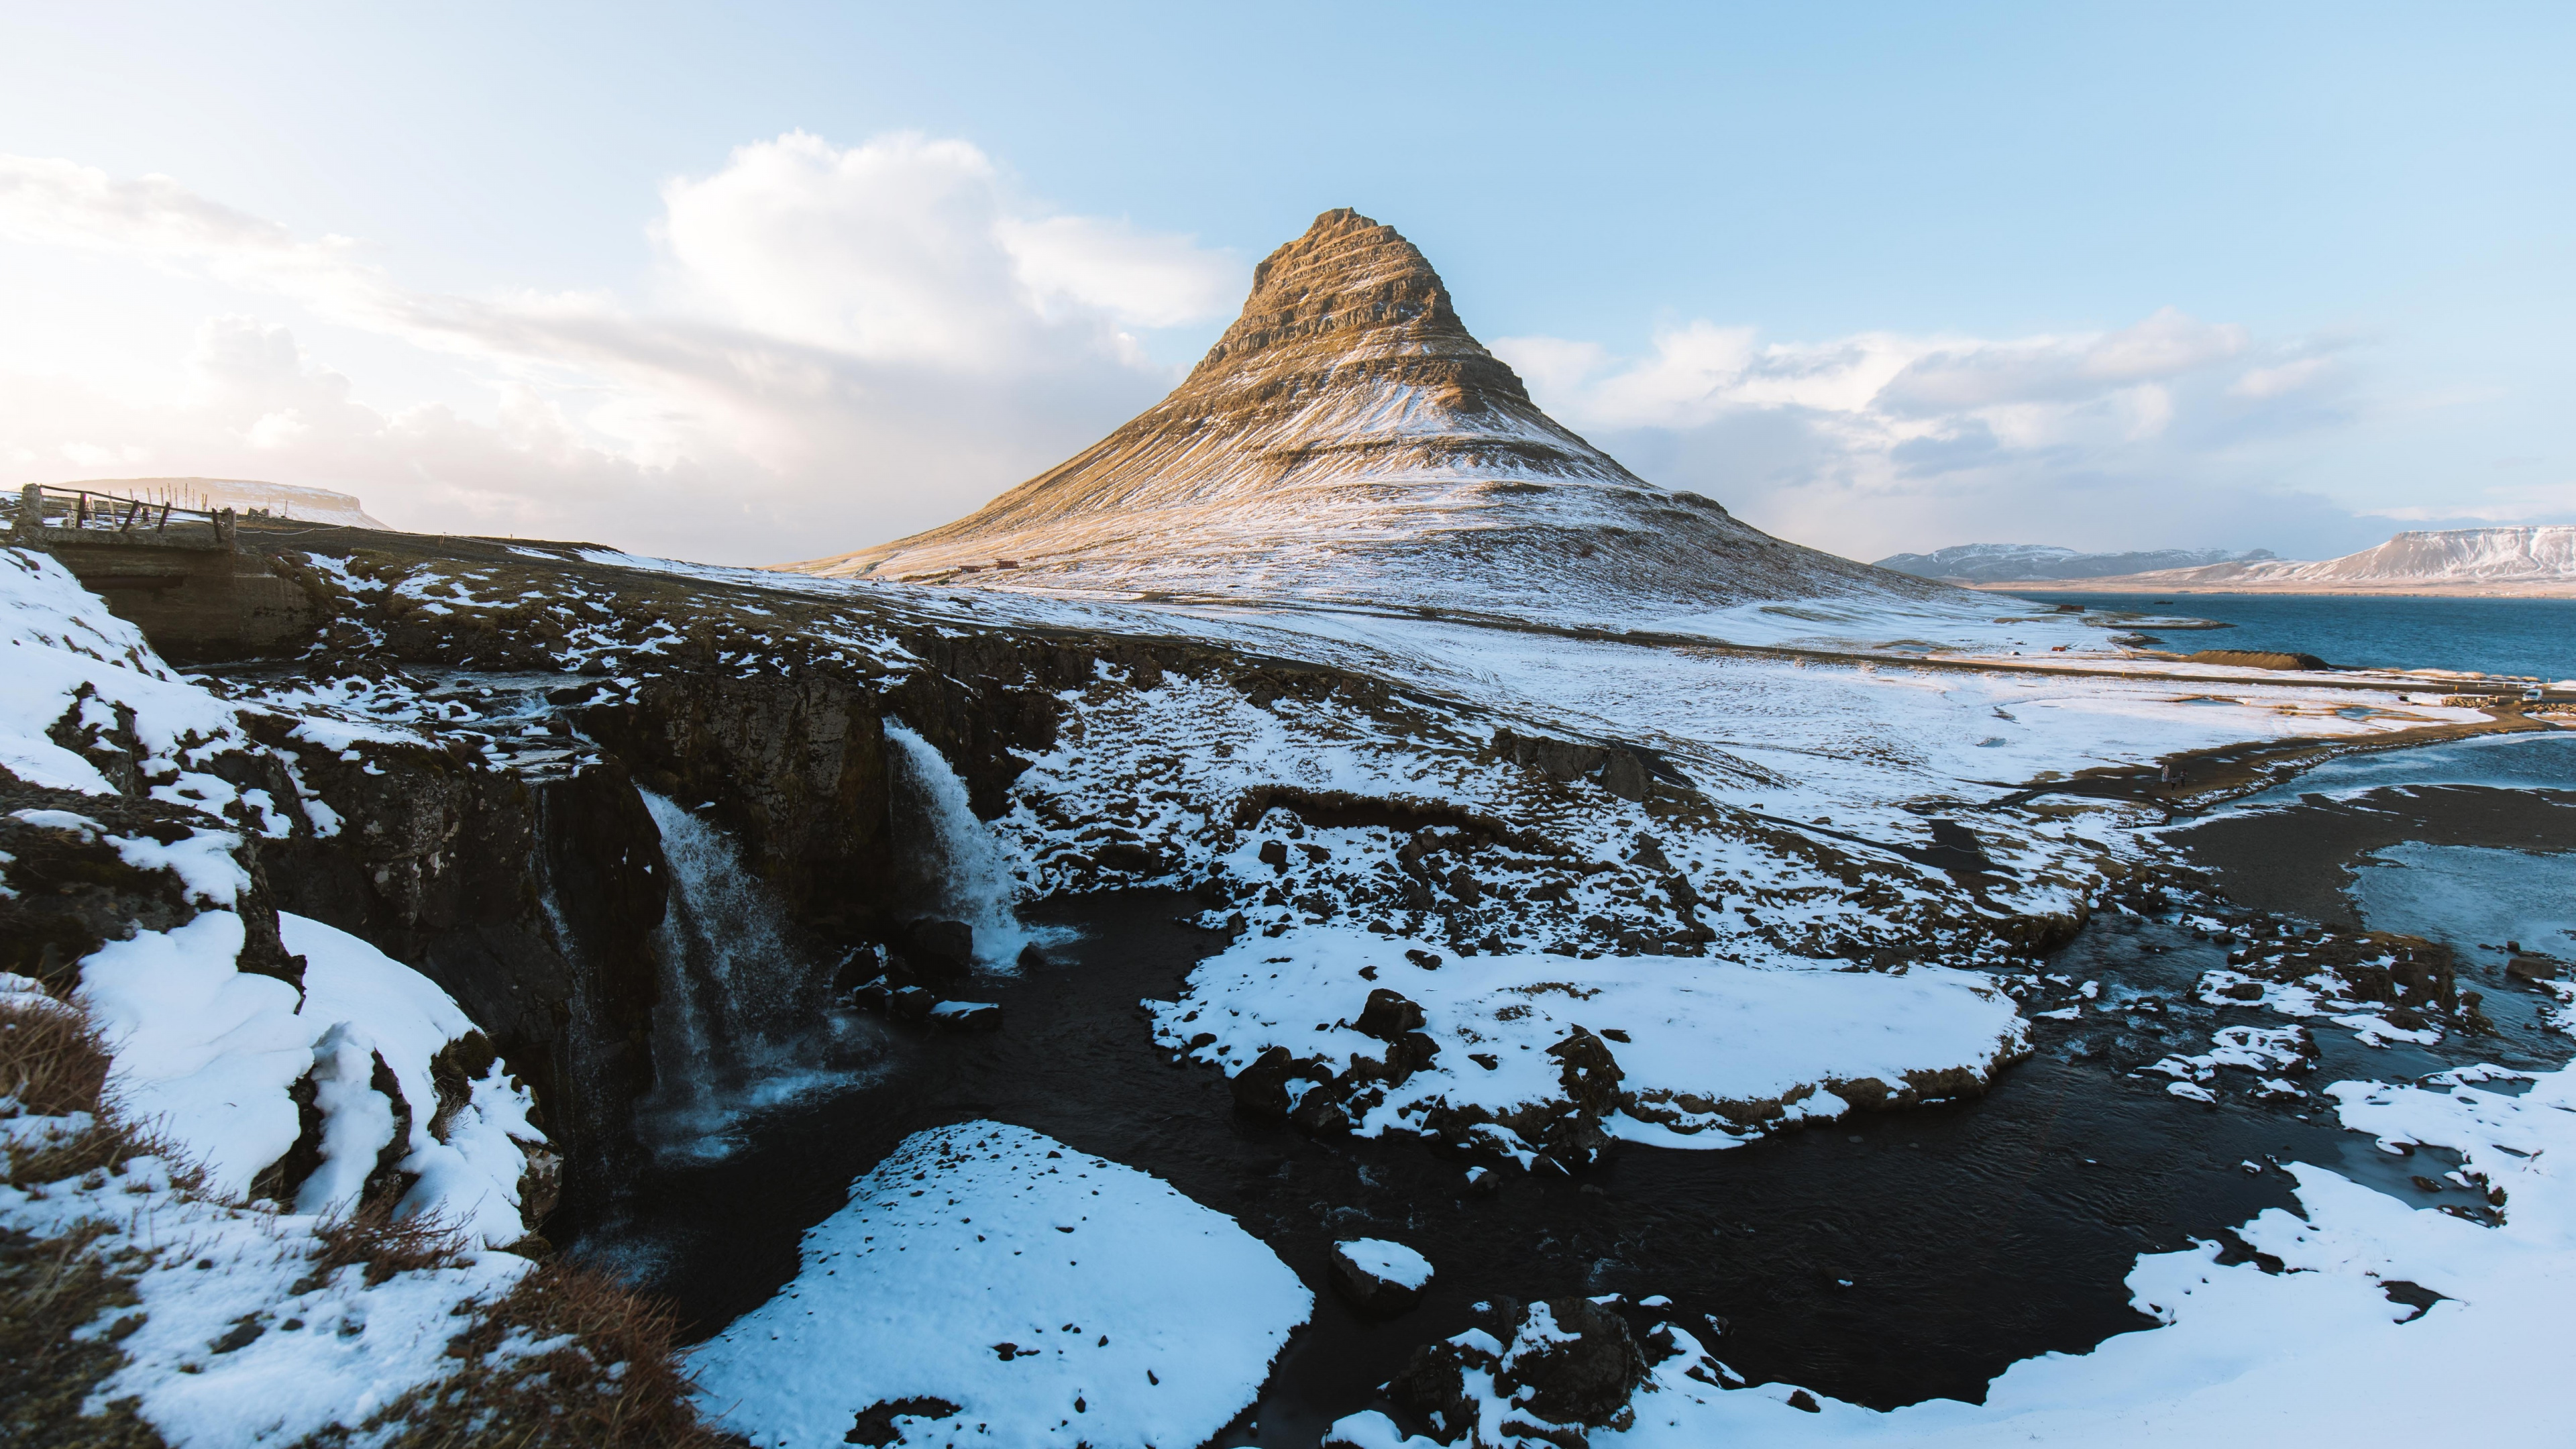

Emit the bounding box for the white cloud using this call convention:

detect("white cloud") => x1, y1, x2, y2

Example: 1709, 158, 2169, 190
0, 136, 1244, 563
1497, 307, 2412, 561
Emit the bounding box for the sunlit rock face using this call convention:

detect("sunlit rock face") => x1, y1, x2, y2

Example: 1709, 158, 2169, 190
781, 209, 1943, 625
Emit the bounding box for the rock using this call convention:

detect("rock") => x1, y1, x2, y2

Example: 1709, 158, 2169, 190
926, 1000, 1003, 1032
1016, 942, 1048, 971
888, 985, 938, 1023
847, 975, 892, 1010
1387, 1336, 1489, 1444
1354, 987, 1428, 1039
1093, 840, 1166, 874
900, 919, 974, 979
1548, 1027, 1625, 1117
845, 1397, 961, 1447
2508, 955, 2564, 983
1600, 752, 1650, 802
831, 944, 882, 993
1258, 839, 1290, 871
1330, 1238, 1434, 1318
1497, 1298, 1648, 1427
1405, 948, 1444, 969
1231, 1045, 1301, 1120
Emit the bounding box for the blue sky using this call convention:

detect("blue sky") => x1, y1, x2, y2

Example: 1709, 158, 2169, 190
3, 2, 2568, 563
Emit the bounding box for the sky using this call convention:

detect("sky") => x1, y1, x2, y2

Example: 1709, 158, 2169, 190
1, 1, 2569, 566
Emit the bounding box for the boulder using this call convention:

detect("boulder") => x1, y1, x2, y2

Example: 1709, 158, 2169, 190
1231, 1045, 1301, 1120
1354, 987, 1428, 1039
887, 985, 938, 1023
1330, 1238, 1434, 1318
1497, 1298, 1648, 1427
900, 919, 975, 979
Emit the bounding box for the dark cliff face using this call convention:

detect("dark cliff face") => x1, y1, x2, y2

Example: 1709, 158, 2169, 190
249, 731, 670, 1195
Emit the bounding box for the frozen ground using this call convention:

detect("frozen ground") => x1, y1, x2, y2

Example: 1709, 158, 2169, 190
688, 1122, 1311, 1449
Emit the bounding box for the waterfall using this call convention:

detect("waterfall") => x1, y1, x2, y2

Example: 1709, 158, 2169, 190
635, 789, 869, 1161
885, 722, 1045, 970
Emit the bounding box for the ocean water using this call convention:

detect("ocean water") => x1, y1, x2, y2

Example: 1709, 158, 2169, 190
2228, 730, 2576, 808
2006, 592, 2576, 681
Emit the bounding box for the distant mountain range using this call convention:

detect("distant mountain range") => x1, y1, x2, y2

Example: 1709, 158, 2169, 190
2055, 526, 2576, 597
1874, 543, 2277, 584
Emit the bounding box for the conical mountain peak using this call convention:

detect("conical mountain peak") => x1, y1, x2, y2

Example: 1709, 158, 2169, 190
1179, 209, 1530, 413
782, 211, 1932, 623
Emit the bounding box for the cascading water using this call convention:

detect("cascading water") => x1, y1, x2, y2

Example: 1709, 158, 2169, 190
634, 790, 875, 1161
885, 722, 1053, 969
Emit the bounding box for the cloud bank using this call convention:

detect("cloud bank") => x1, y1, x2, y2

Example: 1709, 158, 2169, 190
3, 136, 2558, 566
0, 134, 1241, 561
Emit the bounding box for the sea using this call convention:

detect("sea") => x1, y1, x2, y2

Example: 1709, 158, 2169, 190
2006, 590, 2576, 682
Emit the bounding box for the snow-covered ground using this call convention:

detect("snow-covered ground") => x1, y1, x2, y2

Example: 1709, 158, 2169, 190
689, 1122, 1311, 1449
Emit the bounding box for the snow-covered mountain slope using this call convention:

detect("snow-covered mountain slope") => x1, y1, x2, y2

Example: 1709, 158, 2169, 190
779, 209, 1958, 632
2030, 526, 2576, 596
58, 476, 388, 529
1879, 543, 2275, 584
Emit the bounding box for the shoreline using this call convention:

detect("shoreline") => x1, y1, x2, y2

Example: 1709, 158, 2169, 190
1965, 581, 2576, 599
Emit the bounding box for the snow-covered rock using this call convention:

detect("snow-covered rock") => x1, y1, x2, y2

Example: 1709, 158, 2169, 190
689, 1121, 1311, 1449
1331, 1237, 1435, 1316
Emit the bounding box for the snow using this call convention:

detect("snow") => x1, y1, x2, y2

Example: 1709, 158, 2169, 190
75, 910, 313, 1197
285, 912, 545, 1244
689, 1121, 1311, 1449
1, 546, 250, 795
1335, 1237, 1434, 1291
0, 1125, 531, 1448
1152, 924, 2029, 1156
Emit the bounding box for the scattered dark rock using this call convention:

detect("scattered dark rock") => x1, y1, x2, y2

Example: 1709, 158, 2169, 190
1258, 840, 1290, 871
1405, 949, 1444, 969
1788, 1389, 1821, 1412
887, 986, 937, 1023
845, 1396, 961, 1446
1016, 942, 1048, 971
1354, 987, 1428, 1039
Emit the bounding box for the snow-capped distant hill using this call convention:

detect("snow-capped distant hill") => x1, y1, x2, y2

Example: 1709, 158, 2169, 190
780, 209, 1954, 629
1878, 543, 2275, 584
60, 476, 386, 529
2045, 526, 2576, 596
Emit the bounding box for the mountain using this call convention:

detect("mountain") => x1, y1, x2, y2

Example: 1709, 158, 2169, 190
57, 476, 387, 529
781, 209, 1945, 625
2039, 526, 2576, 596
1876, 543, 2276, 584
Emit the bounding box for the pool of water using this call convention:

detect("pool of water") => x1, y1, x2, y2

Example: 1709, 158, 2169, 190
2004, 592, 2576, 681
569, 888, 2569, 1442
2228, 731, 2576, 808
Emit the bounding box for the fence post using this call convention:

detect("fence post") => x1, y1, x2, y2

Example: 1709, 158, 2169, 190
215, 506, 237, 550
14, 485, 43, 541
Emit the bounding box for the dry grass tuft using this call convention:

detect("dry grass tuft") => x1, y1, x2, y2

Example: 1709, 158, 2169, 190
302, 1190, 464, 1289
301, 1258, 735, 1448
1, 994, 113, 1116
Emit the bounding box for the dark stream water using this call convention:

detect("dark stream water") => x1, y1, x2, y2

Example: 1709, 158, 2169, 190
570, 820, 2576, 1442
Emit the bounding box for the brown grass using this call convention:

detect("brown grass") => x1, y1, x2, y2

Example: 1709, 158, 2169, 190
1, 996, 199, 1193
1, 995, 113, 1116
299, 1258, 735, 1448
301, 1189, 465, 1290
